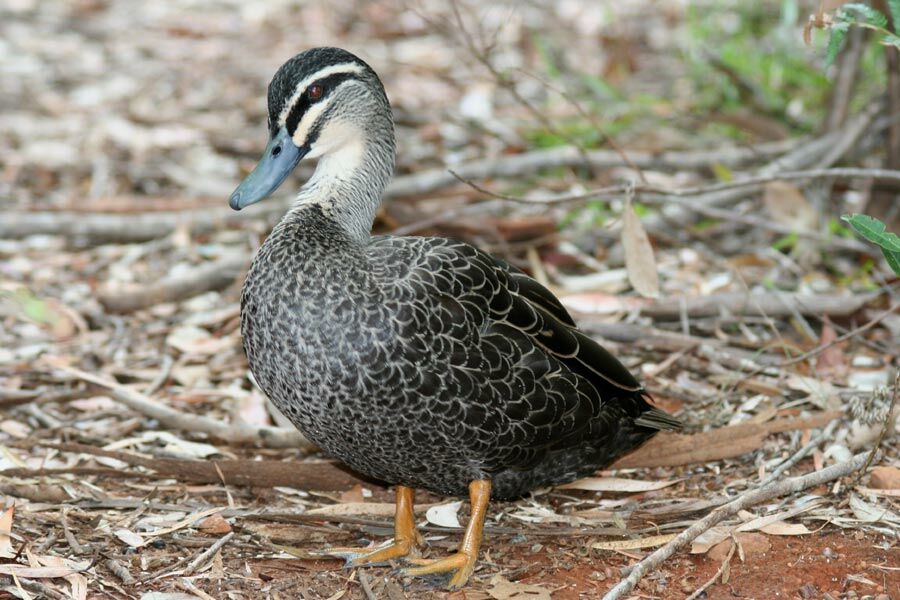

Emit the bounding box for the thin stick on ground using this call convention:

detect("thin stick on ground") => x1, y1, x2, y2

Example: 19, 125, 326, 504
0, 140, 799, 243
44, 362, 311, 449
856, 372, 899, 484
685, 539, 737, 600
602, 450, 876, 600
357, 569, 378, 600
183, 532, 235, 577
98, 254, 247, 314
760, 420, 840, 486
59, 508, 84, 555
450, 168, 899, 253
775, 303, 900, 367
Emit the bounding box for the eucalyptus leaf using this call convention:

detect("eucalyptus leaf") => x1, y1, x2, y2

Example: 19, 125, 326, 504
842, 214, 900, 251
842, 213, 900, 275
889, 0, 900, 31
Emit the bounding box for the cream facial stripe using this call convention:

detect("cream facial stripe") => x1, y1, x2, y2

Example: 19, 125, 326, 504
277, 62, 366, 129
291, 97, 336, 147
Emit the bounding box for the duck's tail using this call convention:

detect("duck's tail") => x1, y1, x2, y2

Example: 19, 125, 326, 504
634, 405, 682, 431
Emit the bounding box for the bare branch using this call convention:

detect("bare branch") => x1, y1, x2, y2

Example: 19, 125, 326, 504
603, 450, 876, 600
45, 362, 311, 449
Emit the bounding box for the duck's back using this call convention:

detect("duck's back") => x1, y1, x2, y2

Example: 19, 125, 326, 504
241, 205, 677, 499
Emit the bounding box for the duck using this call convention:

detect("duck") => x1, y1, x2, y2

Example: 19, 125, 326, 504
229, 46, 680, 590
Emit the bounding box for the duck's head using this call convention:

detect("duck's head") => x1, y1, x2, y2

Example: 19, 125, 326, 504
229, 47, 395, 211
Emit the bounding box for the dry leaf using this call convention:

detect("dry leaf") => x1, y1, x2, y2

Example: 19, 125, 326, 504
306, 501, 432, 517
759, 522, 811, 535
35, 555, 87, 600
856, 486, 900, 497
690, 526, 732, 554
425, 501, 462, 528
735, 499, 820, 533
234, 387, 271, 427
621, 199, 659, 298
165, 325, 233, 355
558, 292, 647, 315
762, 181, 817, 230
147, 507, 227, 537
0, 564, 79, 578
114, 528, 146, 548
592, 533, 677, 551
869, 466, 900, 490
849, 494, 900, 524
0, 420, 31, 439
198, 514, 232, 535
0, 288, 80, 340
306, 502, 398, 517
0, 506, 14, 559
136, 431, 222, 459
709, 533, 770, 562
815, 316, 846, 374
487, 574, 552, 600
557, 476, 680, 493
339, 484, 367, 504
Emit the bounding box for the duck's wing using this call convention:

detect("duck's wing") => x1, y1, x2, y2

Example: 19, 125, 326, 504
369, 236, 679, 472
490, 256, 578, 328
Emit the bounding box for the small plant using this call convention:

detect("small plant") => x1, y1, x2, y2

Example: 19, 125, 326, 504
805, 1, 900, 64
841, 213, 900, 275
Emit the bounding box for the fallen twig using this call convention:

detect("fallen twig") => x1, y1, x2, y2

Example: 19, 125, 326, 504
60, 508, 85, 555
776, 302, 899, 367
454, 167, 895, 254
458, 167, 900, 207
104, 559, 135, 585
759, 420, 840, 486
856, 372, 899, 484
7, 412, 841, 494
569, 291, 880, 321
611, 411, 842, 469
0, 141, 798, 243
685, 536, 737, 600
638, 291, 878, 320
11, 441, 363, 491
602, 450, 876, 600
98, 254, 247, 313
183, 532, 234, 577
45, 363, 311, 449
357, 569, 378, 600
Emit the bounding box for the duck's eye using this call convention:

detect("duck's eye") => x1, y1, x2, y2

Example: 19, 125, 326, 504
308, 84, 324, 100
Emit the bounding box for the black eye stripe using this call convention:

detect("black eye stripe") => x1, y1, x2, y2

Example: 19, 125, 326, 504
285, 72, 357, 137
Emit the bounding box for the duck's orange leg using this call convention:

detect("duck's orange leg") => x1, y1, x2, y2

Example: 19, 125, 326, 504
325, 485, 423, 565
403, 479, 491, 590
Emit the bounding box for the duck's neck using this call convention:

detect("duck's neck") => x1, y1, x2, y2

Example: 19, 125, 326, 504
289, 133, 395, 243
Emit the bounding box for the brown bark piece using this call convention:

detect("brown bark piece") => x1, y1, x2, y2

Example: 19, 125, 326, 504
869, 466, 900, 490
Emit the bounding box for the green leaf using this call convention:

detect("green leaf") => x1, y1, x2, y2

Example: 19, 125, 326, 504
772, 232, 799, 251
842, 213, 900, 251
711, 162, 734, 182
840, 3, 889, 28
826, 22, 849, 65
842, 213, 900, 275
883, 247, 900, 275
882, 32, 900, 48
888, 0, 900, 31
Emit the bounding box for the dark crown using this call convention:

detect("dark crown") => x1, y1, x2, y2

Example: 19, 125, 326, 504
267, 47, 378, 135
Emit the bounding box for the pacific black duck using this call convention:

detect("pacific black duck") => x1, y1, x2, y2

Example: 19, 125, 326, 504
230, 47, 680, 589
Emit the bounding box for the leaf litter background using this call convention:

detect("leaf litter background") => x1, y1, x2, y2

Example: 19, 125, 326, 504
0, 0, 898, 599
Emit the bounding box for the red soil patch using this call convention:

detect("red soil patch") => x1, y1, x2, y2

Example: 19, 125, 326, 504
244, 527, 898, 599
